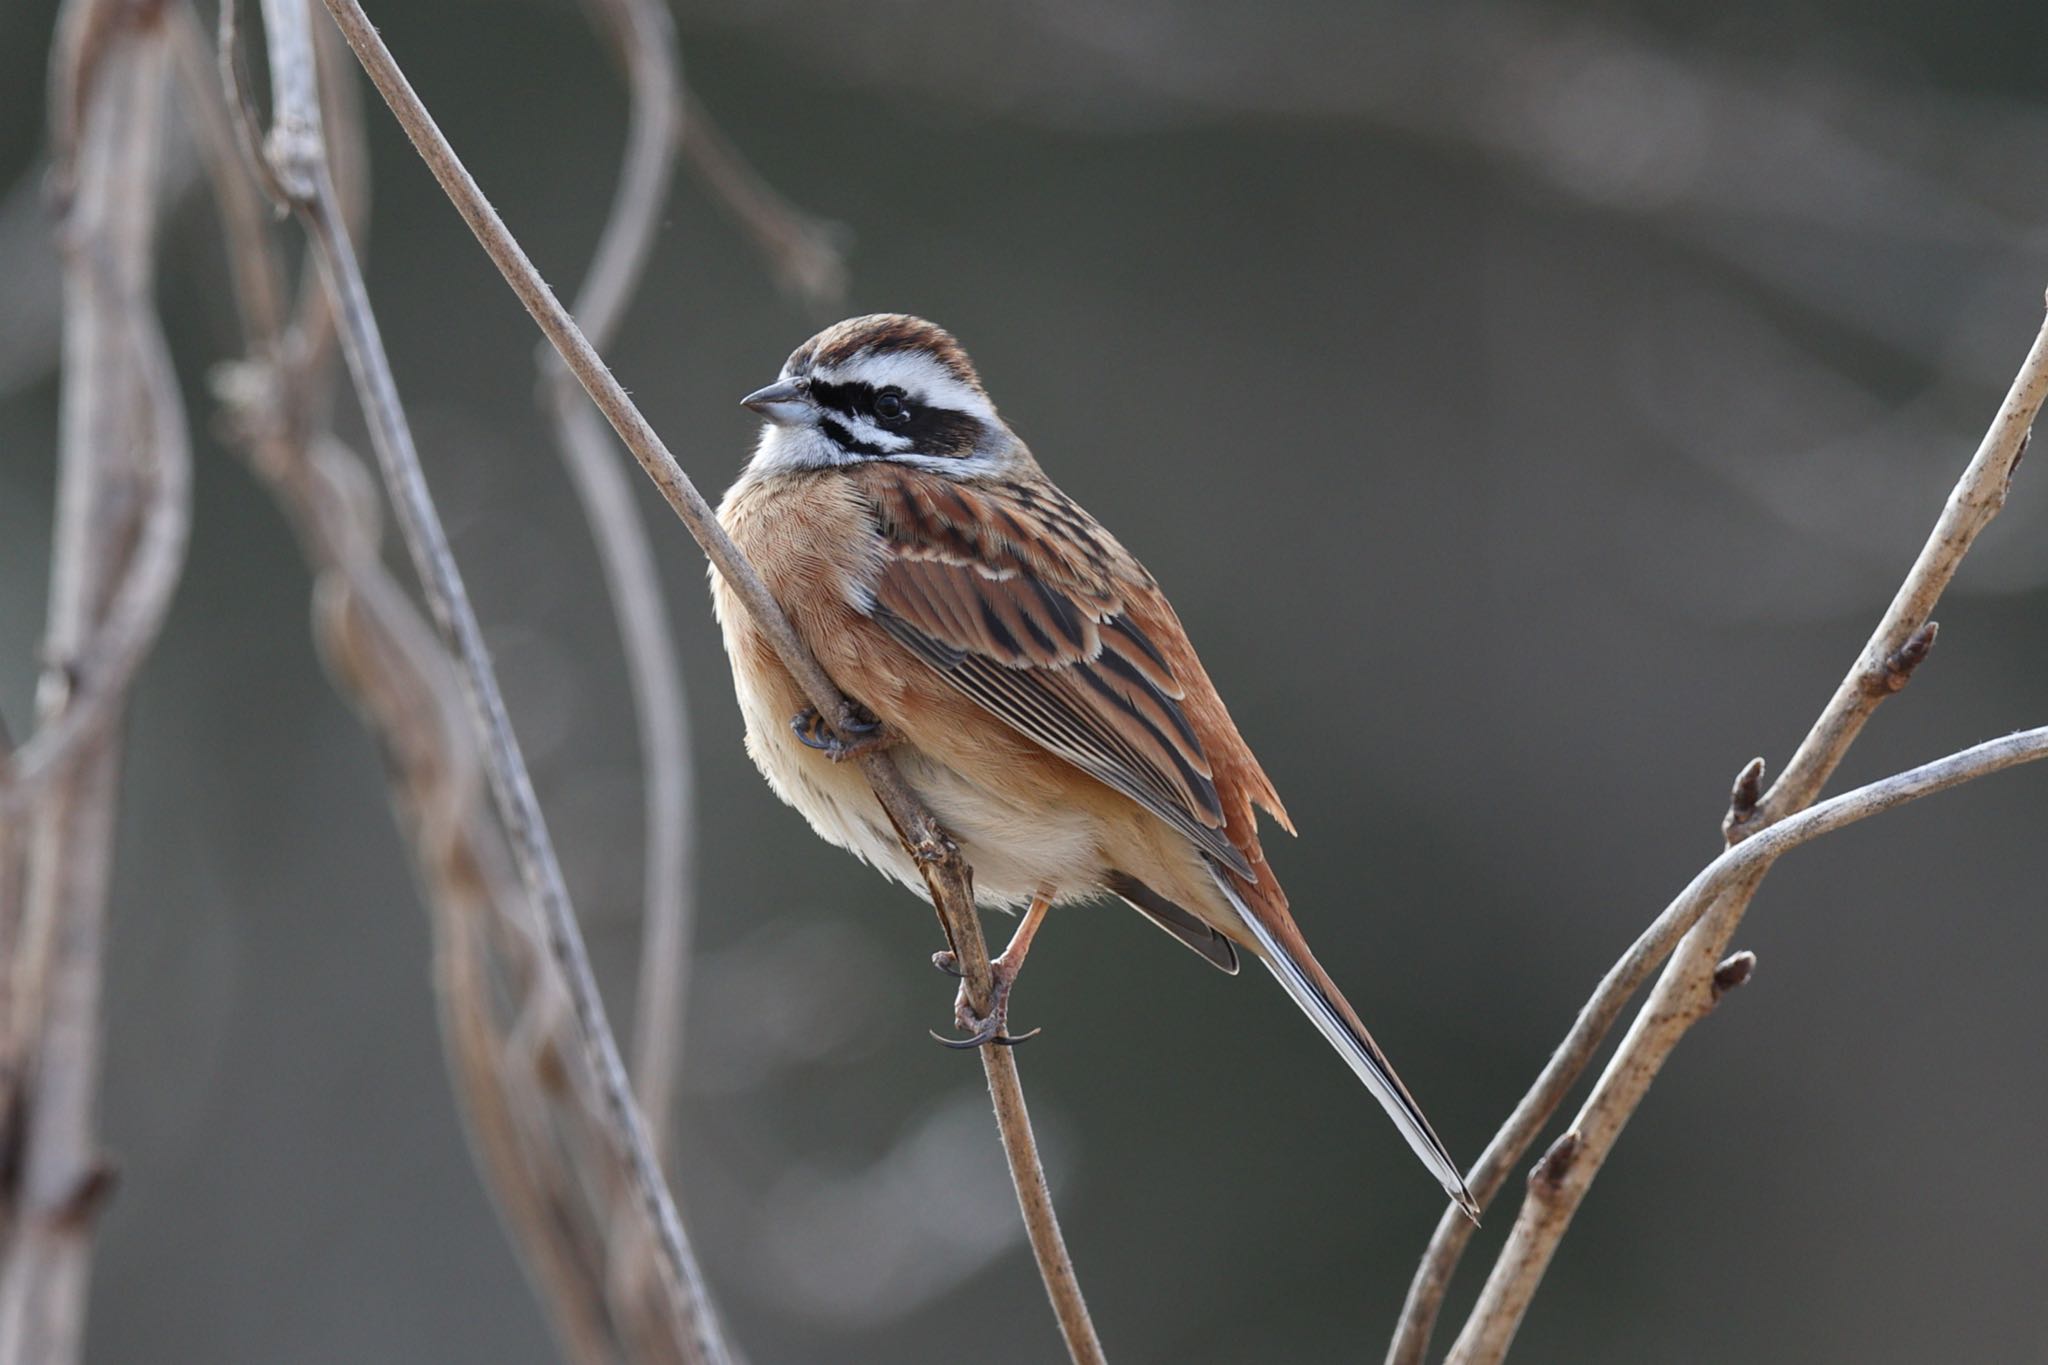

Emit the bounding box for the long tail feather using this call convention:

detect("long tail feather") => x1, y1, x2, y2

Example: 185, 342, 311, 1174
1209, 864, 1478, 1221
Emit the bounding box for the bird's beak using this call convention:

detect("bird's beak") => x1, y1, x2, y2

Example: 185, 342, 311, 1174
740, 377, 813, 426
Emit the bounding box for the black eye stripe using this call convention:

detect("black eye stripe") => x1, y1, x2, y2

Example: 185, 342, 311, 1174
806, 376, 986, 459
901, 409, 984, 459
806, 379, 885, 420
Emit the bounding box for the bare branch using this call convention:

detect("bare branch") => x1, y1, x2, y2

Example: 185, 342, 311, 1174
1754, 306, 2048, 823
549, 0, 697, 1162
0, 361, 192, 825
313, 2, 1102, 1356
1391, 298, 2048, 1365
241, 0, 730, 1357
678, 89, 847, 310
1439, 727, 2048, 1363
1420, 303, 2048, 1365
0, 727, 21, 1104
0, 22, 193, 826
191, 9, 701, 1355
170, 6, 287, 347
566, 0, 683, 348
301, 430, 636, 1365
0, 6, 188, 1359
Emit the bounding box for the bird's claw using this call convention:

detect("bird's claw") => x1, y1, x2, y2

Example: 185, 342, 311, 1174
928, 956, 1039, 1049
930, 1019, 1041, 1049
910, 831, 957, 866
790, 704, 892, 762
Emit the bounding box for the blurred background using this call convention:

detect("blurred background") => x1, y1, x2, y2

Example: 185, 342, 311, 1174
5, 0, 2048, 1361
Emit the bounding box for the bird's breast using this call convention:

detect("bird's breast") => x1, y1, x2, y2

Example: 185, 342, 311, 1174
713, 472, 910, 880
711, 470, 1109, 904
716, 471, 884, 641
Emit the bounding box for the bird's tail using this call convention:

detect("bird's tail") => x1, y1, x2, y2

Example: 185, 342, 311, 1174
1209, 863, 1478, 1222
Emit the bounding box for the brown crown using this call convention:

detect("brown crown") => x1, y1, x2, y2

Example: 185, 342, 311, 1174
788, 314, 985, 392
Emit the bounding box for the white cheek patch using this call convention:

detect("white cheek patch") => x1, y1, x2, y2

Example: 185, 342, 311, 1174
748, 424, 853, 476
812, 352, 998, 426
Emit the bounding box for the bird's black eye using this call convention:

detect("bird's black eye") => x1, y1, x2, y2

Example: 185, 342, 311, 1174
873, 387, 911, 425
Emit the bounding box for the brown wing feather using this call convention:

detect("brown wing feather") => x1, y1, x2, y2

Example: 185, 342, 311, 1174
852, 464, 1292, 884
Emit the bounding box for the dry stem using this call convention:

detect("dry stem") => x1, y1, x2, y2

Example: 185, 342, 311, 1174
0, 14, 192, 827
544, 0, 702, 1334
1388, 300, 2048, 1365
0, 5, 189, 1359
548, 0, 696, 1161
192, 5, 704, 1355
314, 1, 1102, 1357
243, 0, 729, 1357
676, 88, 847, 308
1436, 730, 2048, 1362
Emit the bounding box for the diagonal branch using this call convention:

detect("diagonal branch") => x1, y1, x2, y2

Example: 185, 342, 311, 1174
1388, 298, 2048, 1365
312, 2, 1103, 1358
190, 6, 710, 1356
1437, 731, 2048, 1363
1390, 297, 2048, 1365
240, 0, 731, 1358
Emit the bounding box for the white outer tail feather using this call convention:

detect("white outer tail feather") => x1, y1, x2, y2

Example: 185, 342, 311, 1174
1209, 866, 1476, 1218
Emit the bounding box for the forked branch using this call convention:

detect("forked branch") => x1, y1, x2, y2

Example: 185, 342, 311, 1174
1390, 299, 2048, 1365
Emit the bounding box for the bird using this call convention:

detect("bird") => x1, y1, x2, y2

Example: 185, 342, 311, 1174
711, 313, 1475, 1218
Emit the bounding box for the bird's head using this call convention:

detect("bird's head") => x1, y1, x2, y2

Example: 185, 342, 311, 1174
741, 314, 1025, 477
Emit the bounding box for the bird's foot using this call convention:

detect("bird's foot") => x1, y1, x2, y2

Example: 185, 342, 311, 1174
930, 951, 1040, 1049
790, 703, 892, 762
909, 827, 957, 866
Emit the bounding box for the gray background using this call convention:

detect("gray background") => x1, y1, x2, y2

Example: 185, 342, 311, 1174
3, 1, 2047, 1361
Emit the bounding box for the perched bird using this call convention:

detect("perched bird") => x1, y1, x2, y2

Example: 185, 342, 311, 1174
712, 314, 1474, 1216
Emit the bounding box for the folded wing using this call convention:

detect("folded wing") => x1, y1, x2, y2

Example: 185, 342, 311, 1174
854, 464, 1290, 882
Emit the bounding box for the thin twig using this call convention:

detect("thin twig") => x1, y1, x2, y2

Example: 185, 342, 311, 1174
678, 88, 847, 310
0, 641, 12, 1075
313, 2, 1103, 1356
170, 5, 286, 343
0, 355, 193, 824
305, 431, 632, 1365
1433, 729, 2048, 1360
1416, 300, 2048, 1365
0, 719, 19, 1092
189, 16, 696, 1350
546, 0, 701, 1338
0, 8, 187, 1360
0, 444, 189, 825
0, 22, 193, 826
245, 0, 730, 1358
550, 0, 696, 1162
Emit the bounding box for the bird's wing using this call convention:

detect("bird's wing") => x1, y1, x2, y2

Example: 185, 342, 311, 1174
852, 464, 1291, 882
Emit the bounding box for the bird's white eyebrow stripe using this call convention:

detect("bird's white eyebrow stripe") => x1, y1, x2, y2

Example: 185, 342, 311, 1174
810, 353, 995, 422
